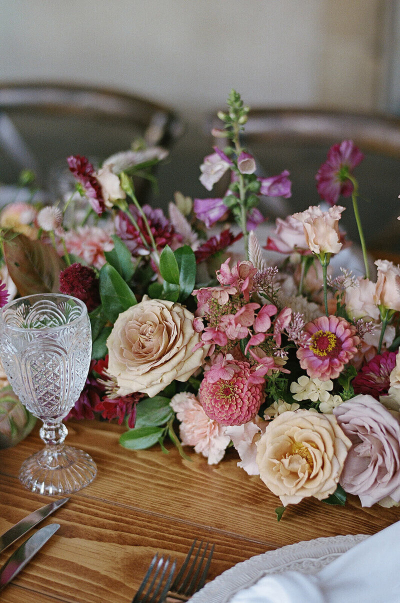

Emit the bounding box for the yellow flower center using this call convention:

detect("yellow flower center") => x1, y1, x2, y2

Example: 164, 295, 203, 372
310, 330, 338, 357
291, 441, 316, 468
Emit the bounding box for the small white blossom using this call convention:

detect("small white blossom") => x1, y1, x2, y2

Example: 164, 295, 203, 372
290, 376, 333, 403
37, 206, 63, 231
264, 399, 300, 419
319, 395, 344, 414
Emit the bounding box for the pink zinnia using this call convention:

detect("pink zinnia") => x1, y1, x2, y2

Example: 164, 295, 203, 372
352, 351, 397, 400
297, 315, 360, 381
199, 359, 265, 425
315, 140, 364, 205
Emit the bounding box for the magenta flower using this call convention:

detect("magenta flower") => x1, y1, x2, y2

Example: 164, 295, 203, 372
316, 140, 365, 205
352, 351, 397, 400
297, 315, 359, 381
259, 170, 292, 198
199, 358, 266, 425
193, 197, 227, 228
67, 155, 106, 215
0, 280, 9, 308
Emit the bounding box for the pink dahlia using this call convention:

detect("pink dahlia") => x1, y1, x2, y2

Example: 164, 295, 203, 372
315, 140, 364, 205
199, 359, 265, 425
297, 315, 360, 381
352, 351, 397, 400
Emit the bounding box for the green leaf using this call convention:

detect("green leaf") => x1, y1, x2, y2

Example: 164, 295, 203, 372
148, 282, 163, 299
99, 264, 137, 322
162, 281, 180, 302
158, 436, 170, 454
92, 327, 112, 360
135, 396, 174, 428
321, 484, 347, 506
275, 506, 286, 522
223, 194, 240, 208
239, 336, 250, 359
119, 426, 165, 450
159, 245, 180, 284
89, 305, 108, 342
104, 236, 135, 282
174, 245, 196, 302
3, 232, 66, 296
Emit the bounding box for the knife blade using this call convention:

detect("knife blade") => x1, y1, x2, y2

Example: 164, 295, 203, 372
0, 523, 60, 592
0, 497, 68, 554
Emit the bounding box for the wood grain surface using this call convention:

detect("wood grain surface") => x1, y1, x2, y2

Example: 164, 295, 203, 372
1, 419, 399, 602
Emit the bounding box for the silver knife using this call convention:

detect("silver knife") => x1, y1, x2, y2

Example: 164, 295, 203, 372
0, 523, 60, 592
0, 497, 68, 554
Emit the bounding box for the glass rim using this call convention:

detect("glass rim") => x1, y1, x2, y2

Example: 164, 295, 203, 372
0, 293, 89, 333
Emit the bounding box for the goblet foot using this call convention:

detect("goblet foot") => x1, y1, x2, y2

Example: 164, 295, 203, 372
19, 445, 97, 496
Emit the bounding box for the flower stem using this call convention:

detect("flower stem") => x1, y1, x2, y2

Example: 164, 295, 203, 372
232, 122, 249, 259
378, 308, 389, 354
299, 257, 306, 296
320, 253, 330, 316
348, 174, 369, 279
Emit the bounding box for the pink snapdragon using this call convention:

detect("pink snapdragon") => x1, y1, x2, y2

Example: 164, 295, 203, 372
199, 149, 232, 191
193, 197, 228, 228
259, 170, 292, 198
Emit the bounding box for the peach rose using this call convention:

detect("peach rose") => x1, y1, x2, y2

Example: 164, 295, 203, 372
107, 297, 208, 397
374, 259, 400, 312
256, 409, 351, 505
293, 205, 345, 256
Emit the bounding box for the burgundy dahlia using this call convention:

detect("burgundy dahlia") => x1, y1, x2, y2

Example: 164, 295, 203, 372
352, 351, 397, 399
67, 155, 106, 215
59, 263, 100, 312
194, 229, 243, 264
115, 204, 181, 256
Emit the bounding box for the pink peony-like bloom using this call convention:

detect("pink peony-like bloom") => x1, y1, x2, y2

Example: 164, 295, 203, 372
316, 140, 364, 205
352, 351, 397, 400
293, 205, 345, 256
373, 259, 400, 312
193, 197, 228, 228
297, 315, 359, 381
334, 394, 400, 507
264, 215, 310, 255
61, 226, 114, 269
170, 392, 230, 464
199, 358, 266, 425
199, 150, 231, 191
259, 170, 292, 198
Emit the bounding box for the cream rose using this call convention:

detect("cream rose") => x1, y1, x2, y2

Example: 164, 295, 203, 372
95, 164, 126, 208
107, 297, 208, 397
374, 259, 400, 312
256, 409, 351, 506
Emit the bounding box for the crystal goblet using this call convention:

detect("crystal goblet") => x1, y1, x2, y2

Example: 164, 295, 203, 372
0, 293, 97, 495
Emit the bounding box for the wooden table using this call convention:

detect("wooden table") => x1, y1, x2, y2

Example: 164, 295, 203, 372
1, 419, 399, 603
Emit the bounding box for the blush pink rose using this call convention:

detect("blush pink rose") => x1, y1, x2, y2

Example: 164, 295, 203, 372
265, 215, 310, 255
293, 205, 345, 256
334, 394, 400, 507
373, 259, 400, 312
344, 277, 379, 321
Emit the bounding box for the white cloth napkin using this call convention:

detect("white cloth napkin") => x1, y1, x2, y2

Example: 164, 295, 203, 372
229, 521, 400, 603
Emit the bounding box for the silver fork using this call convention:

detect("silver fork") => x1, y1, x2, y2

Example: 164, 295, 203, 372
132, 554, 177, 603
167, 540, 215, 602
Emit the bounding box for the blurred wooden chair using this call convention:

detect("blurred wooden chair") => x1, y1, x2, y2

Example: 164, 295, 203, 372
209, 108, 400, 258
0, 81, 183, 201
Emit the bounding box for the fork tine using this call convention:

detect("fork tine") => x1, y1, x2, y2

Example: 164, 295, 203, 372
171, 540, 214, 597
133, 554, 175, 603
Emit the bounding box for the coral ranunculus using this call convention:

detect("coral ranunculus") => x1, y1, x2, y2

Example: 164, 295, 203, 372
297, 315, 359, 381
107, 297, 208, 397
256, 409, 351, 505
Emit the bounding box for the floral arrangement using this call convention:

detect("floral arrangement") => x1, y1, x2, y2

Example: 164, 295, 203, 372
1, 90, 400, 520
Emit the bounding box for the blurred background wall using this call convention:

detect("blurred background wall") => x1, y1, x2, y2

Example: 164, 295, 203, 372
0, 0, 398, 209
